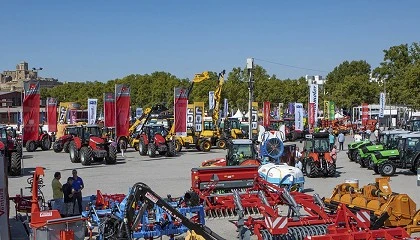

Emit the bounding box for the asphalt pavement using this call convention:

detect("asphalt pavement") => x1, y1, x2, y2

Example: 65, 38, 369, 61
7, 135, 420, 239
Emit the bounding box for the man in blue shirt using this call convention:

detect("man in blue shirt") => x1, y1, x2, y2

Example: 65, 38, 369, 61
329, 133, 335, 150
338, 132, 345, 151
71, 169, 84, 215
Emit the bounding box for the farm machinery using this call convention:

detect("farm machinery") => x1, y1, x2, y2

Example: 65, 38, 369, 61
52, 125, 77, 153
82, 182, 225, 240
368, 132, 420, 176
25, 125, 52, 152
174, 126, 212, 152
302, 132, 336, 178
69, 124, 118, 165
324, 177, 420, 235
138, 124, 177, 157
347, 139, 371, 161
1, 125, 23, 176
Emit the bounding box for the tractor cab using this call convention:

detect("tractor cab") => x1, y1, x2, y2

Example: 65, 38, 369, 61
396, 133, 420, 170
221, 118, 244, 139
226, 139, 259, 166
64, 126, 78, 136
303, 133, 330, 153
380, 130, 411, 149
102, 127, 116, 141
144, 124, 168, 140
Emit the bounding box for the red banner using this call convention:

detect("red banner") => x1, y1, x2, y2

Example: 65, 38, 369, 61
104, 92, 115, 127
362, 103, 369, 126
174, 88, 188, 136
23, 81, 40, 144
115, 84, 130, 137
263, 101, 271, 127
309, 102, 315, 125
46, 98, 57, 132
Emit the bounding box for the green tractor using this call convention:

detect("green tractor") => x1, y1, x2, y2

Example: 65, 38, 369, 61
369, 133, 420, 176
347, 140, 371, 161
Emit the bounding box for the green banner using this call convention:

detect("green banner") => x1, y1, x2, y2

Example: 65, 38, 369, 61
329, 101, 335, 120
324, 101, 329, 119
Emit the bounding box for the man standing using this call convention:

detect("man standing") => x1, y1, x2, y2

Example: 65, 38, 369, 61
294, 147, 303, 171
338, 131, 345, 151
52, 172, 63, 213
71, 169, 84, 215
62, 177, 74, 217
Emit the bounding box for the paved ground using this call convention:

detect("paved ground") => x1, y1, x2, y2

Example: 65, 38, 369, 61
7, 135, 420, 239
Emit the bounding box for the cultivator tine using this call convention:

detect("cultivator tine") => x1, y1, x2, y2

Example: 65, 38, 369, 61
282, 190, 301, 217
258, 191, 270, 206
313, 193, 325, 209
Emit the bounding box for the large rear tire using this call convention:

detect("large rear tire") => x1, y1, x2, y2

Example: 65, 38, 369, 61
69, 141, 80, 163
305, 158, 319, 178
41, 137, 51, 151
175, 140, 182, 152
53, 142, 63, 153
26, 140, 37, 152
139, 139, 147, 156
166, 141, 176, 157
105, 145, 117, 164
10, 152, 22, 176
327, 163, 336, 177
80, 146, 92, 166
216, 139, 227, 149
147, 143, 156, 158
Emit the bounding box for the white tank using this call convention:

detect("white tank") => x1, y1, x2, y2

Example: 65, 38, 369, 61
258, 163, 305, 192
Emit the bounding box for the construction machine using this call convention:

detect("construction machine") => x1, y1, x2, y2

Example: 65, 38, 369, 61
324, 177, 420, 235
25, 125, 52, 152
303, 132, 336, 177
174, 126, 212, 152
68, 124, 117, 165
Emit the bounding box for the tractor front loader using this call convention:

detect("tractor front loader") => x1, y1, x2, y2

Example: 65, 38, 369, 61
69, 125, 117, 165
303, 133, 336, 178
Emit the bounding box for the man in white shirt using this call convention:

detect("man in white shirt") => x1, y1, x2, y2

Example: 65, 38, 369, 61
295, 147, 303, 170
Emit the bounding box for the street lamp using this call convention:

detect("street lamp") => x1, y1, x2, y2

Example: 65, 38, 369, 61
31, 67, 43, 80
247, 58, 254, 140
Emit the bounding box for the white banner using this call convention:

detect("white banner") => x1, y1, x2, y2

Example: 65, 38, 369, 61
88, 99, 98, 125
209, 91, 215, 110
294, 103, 304, 131
309, 84, 319, 126
379, 92, 385, 118
223, 98, 229, 118
0, 152, 10, 240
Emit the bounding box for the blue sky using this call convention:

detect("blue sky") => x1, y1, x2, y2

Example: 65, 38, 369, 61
1, 1, 419, 82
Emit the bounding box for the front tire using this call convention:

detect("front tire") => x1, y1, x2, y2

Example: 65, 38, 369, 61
63, 141, 71, 153
166, 141, 176, 157
53, 142, 63, 153
147, 143, 156, 157
9, 152, 22, 176
139, 139, 147, 156
175, 140, 182, 152
217, 139, 227, 149
200, 140, 211, 152
80, 146, 92, 166
69, 141, 80, 163
105, 145, 117, 164
380, 161, 396, 176
41, 137, 51, 151
26, 140, 37, 152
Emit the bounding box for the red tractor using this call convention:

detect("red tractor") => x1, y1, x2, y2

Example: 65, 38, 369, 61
52, 125, 77, 153
138, 124, 176, 158
2, 126, 23, 176
302, 132, 336, 177
68, 125, 117, 166
25, 126, 52, 152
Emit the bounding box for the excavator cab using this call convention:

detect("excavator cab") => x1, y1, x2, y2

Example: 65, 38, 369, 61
222, 118, 244, 139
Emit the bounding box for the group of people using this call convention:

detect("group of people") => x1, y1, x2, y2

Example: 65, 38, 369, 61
51, 169, 84, 217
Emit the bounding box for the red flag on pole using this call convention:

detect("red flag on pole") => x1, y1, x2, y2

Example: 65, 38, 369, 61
263, 101, 271, 127
174, 87, 188, 136
115, 84, 130, 137
47, 97, 57, 132
104, 92, 115, 127
362, 103, 369, 126
309, 103, 315, 125
23, 81, 40, 145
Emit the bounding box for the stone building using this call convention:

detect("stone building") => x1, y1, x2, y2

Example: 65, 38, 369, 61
0, 61, 62, 91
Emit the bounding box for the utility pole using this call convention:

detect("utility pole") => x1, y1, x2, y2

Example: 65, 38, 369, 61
247, 58, 254, 140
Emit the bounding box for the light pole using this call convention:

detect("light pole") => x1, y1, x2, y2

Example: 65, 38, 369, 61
32, 67, 43, 80
247, 58, 254, 140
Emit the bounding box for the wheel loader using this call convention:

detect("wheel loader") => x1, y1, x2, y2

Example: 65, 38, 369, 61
302, 132, 336, 178
324, 177, 420, 234
369, 132, 420, 176
174, 127, 212, 152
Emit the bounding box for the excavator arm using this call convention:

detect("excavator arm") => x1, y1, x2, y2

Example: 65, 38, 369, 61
212, 70, 226, 133
129, 104, 169, 136
124, 182, 225, 240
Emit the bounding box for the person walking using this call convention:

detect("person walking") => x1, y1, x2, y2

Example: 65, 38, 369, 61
331, 145, 338, 161
62, 177, 74, 217
52, 172, 63, 213
329, 133, 335, 150
71, 169, 84, 215
338, 131, 345, 151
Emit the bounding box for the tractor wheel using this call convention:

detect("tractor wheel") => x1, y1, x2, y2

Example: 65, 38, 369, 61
195, 142, 202, 151
327, 163, 336, 177
373, 165, 379, 174
53, 142, 63, 153
175, 140, 182, 152
9, 152, 22, 176
147, 143, 156, 158
139, 139, 147, 156
305, 158, 319, 178
200, 140, 211, 152
216, 139, 227, 149
355, 152, 361, 163
105, 145, 117, 164
41, 136, 51, 151
166, 141, 176, 157
63, 141, 71, 153
69, 141, 80, 163
379, 161, 396, 176
350, 151, 358, 162
16, 143, 23, 156
359, 157, 367, 168
80, 146, 92, 166
133, 143, 139, 152
26, 140, 37, 152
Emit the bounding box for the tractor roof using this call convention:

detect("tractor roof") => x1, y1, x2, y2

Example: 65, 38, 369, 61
381, 129, 411, 135
230, 139, 253, 145
398, 133, 420, 139
307, 132, 329, 139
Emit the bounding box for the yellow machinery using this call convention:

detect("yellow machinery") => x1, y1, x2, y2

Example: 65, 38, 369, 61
324, 177, 420, 234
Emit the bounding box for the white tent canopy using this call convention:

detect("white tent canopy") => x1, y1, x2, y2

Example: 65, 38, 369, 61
232, 109, 243, 120
335, 112, 344, 119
